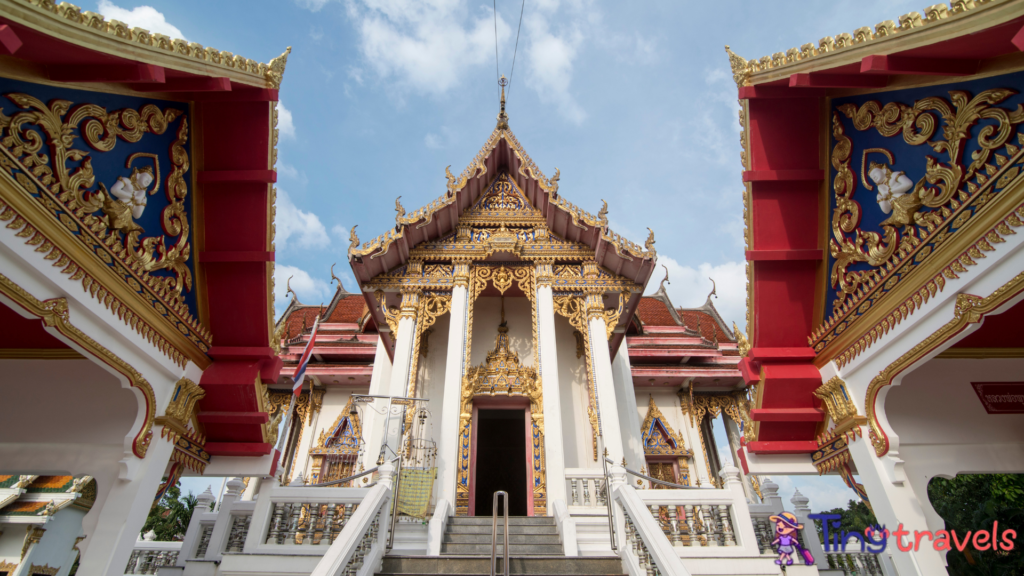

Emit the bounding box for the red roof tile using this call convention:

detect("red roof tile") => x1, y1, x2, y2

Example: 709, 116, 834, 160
328, 295, 367, 324
679, 310, 733, 343
636, 297, 679, 327
284, 307, 320, 340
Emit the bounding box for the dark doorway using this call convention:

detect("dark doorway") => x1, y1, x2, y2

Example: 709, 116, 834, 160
474, 409, 528, 516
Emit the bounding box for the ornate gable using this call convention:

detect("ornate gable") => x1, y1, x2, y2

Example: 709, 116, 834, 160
641, 396, 690, 457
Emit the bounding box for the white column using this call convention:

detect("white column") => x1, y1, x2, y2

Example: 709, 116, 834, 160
723, 416, 756, 502
361, 336, 394, 471
439, 264, 470, 508
586, 293, 624, 463
848, 429, 946, 575
610, 349, 644, 473
536, 265, 567, 508
77, 427, 175, 575
381, 289, 419, 462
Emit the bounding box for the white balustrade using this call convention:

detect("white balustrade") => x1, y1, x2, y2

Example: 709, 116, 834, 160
609, 463, 690, 576
311, 461, 396, 576
565, 468, 607, 508
123, 540, 181, 574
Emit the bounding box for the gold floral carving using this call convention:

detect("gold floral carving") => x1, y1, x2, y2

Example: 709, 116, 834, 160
866, 268, 1024, 457
679, 391, 755, 486
723, 1, 993, 87
155, 377, 205, 440
403, 292, 452, 434
815, 87, 1024, 364
374, 290, 400, 334
813, 376, 858, 424
0, 271, 155, 457
553, 294, 600, 459
0, 560, 16, 573
641, 396, 690, 457
12, 0, 288, 88
21, 526, 44, 560
733, 322, 750, 357
456, 312, 546, 515
29, 565, 58, 576
0, 92, 210, 367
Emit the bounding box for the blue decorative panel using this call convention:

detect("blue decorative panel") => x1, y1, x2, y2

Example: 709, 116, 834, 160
0, 77, 209, 351
816, 71, 1024, 351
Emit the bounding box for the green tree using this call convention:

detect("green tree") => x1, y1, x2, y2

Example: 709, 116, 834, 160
141, 483, 199, 541
928, 474, 1024, 576
813, 499, 878, 543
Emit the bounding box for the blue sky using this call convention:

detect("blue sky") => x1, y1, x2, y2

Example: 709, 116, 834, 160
107, 0, 927, 512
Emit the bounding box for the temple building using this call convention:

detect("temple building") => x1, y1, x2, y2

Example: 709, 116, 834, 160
6, 0, 1023, 575
728, 1, 1024, 575
0, 0, 287, 573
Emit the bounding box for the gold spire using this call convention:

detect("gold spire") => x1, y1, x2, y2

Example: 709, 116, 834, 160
497, 75, 509, 130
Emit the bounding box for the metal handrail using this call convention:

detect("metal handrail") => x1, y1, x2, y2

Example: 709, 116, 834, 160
387, 454, 404, 549
604, 457, 699, 490
491, 491, 509, 576
305, 464, 380, 487
599, 442, 617, 552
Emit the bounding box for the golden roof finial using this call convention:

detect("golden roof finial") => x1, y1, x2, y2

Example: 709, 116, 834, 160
724, 45, 750, 88
497, 75, 509, 130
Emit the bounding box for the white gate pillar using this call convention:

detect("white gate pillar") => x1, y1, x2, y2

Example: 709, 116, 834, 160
536, 263, 567, 509
78, 427, 175, 575
848, 429, 947, 575
439, 262, 470, 507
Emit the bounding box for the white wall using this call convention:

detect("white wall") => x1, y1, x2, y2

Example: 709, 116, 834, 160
470, 297, 534, 367
416, 314, 449, 505
553, 312, 591, 469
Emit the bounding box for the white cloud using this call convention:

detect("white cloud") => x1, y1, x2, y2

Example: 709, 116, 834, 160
274, 264, 332, 314
277, 102, 296, 140
350, 0, 511, 95
650, 256, 746, 329
97, 0, 185, 39
524, 11, 585, 124
277, 162, 308, 186
275, 189, 329, 250
310, 26, 324, 42
424, 126, 452, 149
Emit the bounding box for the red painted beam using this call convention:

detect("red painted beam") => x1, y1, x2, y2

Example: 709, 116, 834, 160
745, 249, 822, 261
205, 442, 273, 456
739, 86, 825, 99
860, 55, 978, 76
1013, 24, 1024, 52
199, 251, 275, 263
0, 25, 23, 55
198, 169, 277, 184
207, 346, 276, 360
48, 64, 165, 83
747, 347, 817, 363
742, 169, 824, 182
197, 411, 270, 425
746, 441, 819, 454
750, 408, 825, 422
789, 73, 887, 88
132, 77, 232, 92
189, 88, 279, 102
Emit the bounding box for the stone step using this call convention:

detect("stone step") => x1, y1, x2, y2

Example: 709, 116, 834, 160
380, 555, 626, 575
448, 516, 556, 526
443, 533, 561, 545
446, 524, 559, 536
441, 543, 564, 555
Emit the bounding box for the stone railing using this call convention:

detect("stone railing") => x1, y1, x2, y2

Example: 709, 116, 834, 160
311, 461, 395, 576
827, 551, 886, 575
243, 477, 371, 554
564, 468, 607, 508
123, 538, 181, 574
608, 462, 690, 576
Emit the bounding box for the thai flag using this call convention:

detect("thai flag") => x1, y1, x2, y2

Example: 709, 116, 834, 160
292, 315, 319, 396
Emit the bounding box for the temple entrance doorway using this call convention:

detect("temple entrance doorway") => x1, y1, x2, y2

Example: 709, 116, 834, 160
471, 408, 529, 516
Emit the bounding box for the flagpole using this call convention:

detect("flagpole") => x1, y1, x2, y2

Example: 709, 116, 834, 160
275, 314, 319, 482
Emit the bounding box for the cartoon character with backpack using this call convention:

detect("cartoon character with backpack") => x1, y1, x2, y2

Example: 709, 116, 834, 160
770, 512, 815, 566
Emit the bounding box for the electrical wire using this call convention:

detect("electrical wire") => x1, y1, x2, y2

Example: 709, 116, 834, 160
507, 0, 526, 99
